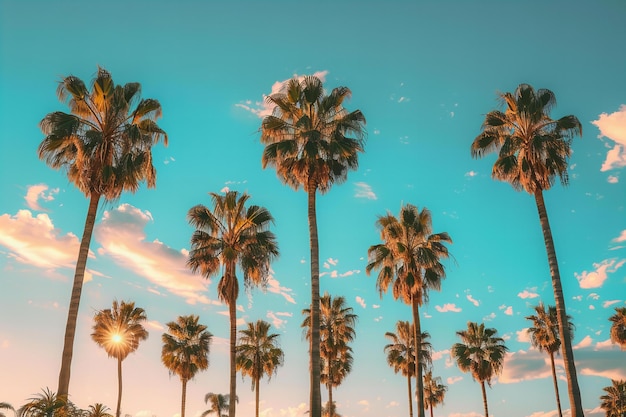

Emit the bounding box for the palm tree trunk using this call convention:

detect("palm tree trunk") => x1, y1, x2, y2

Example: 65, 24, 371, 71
549, 352, 563, 417
328, 384, 333, 417
534, 190, 584, 417
307, 179, 322, 417
116, 357, 123, 417
411, 296, 425, 417
480, 380, 489, 417
181, 379, 187, 417
228, 272, 237, 417
429, 402, 434, 417
407, 374, 414, 417
57, 193, 101, 399
255, 376, 260, 417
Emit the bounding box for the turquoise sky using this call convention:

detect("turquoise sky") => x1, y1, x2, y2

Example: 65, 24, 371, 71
1, 1, 625, 417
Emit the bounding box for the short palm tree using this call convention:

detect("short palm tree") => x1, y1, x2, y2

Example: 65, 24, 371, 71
384, 321, 433, 417
91, 300, 148, 417
261, 75, 366, 417
303, 292, 358, 417
322, 401, 341, 417
188, 190, 278, 417
451, 321, 508, 417
600, 379, 626, 417
85, 404, 113, 417
17, 388, 65, 417
609, 307, 626, 349
201, 393, 235, 417
471, 83, 583, 416
526, 302, 574, 417
0, 403, 15, 417
236, 320, 284, 417
162, 315, 213, 417
38, 67, 167, 399
423, 371, 447, 417
367, 204, 451, 417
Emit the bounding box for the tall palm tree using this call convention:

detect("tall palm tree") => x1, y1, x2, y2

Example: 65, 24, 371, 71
600, 379, 626, 417
526, 302, 574, 417
260, 75, 366, 417
236, 320, 284, 417
609, 307, 626, 349
38, 67, 167, 399
201, 393, 235, 417
161, 315, 212, 417
17, 388, 65, 417
303, 292, 358, 417
384, 321, 433, 417
91, 300, 149, 417
470, 83, 583, 416
85, 404, 113, 417
188, 190, 278, 417
423, 371, 447, 417
367, 204, 451, 417
451, 321, 508, 417
0, 403, 15, 417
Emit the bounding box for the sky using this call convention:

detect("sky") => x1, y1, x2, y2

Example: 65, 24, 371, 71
0, 1, 625, 417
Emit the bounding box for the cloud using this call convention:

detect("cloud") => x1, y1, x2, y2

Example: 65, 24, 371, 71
95, 204, 210, 305
500, 349, 554, 383
24, 184, 59, 211
608, 175, 619, 183
483, 312, 496, 321
0, 209, 82, 271
354, 182, 377, 200
518, 289, 539, 299
339, 269, 360, 277
466, 294, 480, 307
465, 171, 478, 178
236, 71, 329, 118
326, 258, 338, 267
355, 296, 366, 308
574, 335, 593, 349
592, 105, 626, 171
266, 276, 296, 304
603, 299, 621, 308
432, 349, 450, 361
220, 186, 230, 193
446, 376, 463, 385
266, 311, 288, 329
386, 401, 399, 408
499, 304, 513, 315
613, 230, 626, 243
575, 259, 625, 288
575, 344, 626, 380
517, 329, 531, 343
435, 303, 461, 313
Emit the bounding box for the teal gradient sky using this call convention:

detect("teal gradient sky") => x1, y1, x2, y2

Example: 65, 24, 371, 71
1, 1, 625, 417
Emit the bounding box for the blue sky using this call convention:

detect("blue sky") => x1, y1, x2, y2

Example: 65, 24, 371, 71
1, 1, 625, 416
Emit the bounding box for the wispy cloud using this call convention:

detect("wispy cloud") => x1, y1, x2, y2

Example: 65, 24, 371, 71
575, 258, 626, 289
608, 175, 619, 183
591, 105, 626, 171
613, 230, 626, 243
266, 276, 296, 304
435, 303, 461, 313
266, 311, 289, 329
602, 299, 621, 308
466, 293, 480, 307
355, 296, 366, 308
24, 184, 59, 211
465, 171, 478, 178
446, 376, 463, 385
518, 289, 539, 299
95, 204, 210, 305
354, 182, 377, 200
499, 304, 513, 316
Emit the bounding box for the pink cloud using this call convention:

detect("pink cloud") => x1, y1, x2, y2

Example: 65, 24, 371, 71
518, 289, 539, 299
435, 303, 461, 313
266, 276, 296, 304
575, 259, 625, 289
24, 184, 58, 211
592, 105, 626, 171
500, 349, 555, 384
613, 230, 626, 243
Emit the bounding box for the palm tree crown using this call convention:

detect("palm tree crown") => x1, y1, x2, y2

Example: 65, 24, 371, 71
201, 393, 235, 417
0, 403, 14, 417
161, 315, 212, 417
86, 404, 113, 417
423, 371, 447, 417
39, 66, 167, 399
609, 307, 626, 349
236, 320, 284, 417
600, 379, 626, 417
187, 190, 278, 417
17, 388, 66, 417
260, 75, 366, 417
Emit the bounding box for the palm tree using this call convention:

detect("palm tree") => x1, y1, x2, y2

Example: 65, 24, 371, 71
322, 401, 341, 417
303, 292, 358, 417
526, 302, 574, 417
0, 403, 15, 417
17, 388, 65, 417
38, 67, 167, 399
91, 300, 149, 417
470, 83, 583, 415
85, 404, 113, 417
423, 371, 447, 417
161, 315, 213, 417
384, 321, 433, 417
451, 321, 508, 417
260, 75, 366, 417
201, 393, 235, 417
367, 204, 451, 417
236, 320, 284, 417
600, 379, 626, 417
188, 190, 278, 417
609, 307, 626, 349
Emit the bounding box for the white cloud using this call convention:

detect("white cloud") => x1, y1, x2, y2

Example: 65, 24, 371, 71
354, 182, 377, 200
465, 170, 478, 177
499, 305, 513, 315
24, 184, 58, 211
518, 289, 539, 299
266, 276, 296, 304
595, 338, 617, 350
499, 349, 554, 384
575, 259, 625, 289
435, 303, 461, 313
220, 186, 230, 193
483, 312, 496, 321
613, 230, 626, 243
517, 329, 531, 343
355, 296, 366, 308
574, 335, 593, 349
95, 204, 210, 305
431, 349, 450, 361
266, 311, 288, 329
592, 105, 626, 171
466, 294, 480, 307
326, 257, 338, 266
608, 175, 619, 183
386, 401, 399, 408
446, 376, 463, 385
602, 299, 621, 308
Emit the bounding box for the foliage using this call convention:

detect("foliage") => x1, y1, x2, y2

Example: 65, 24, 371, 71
609, 307, 626, 349
600, 379, 626, 417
